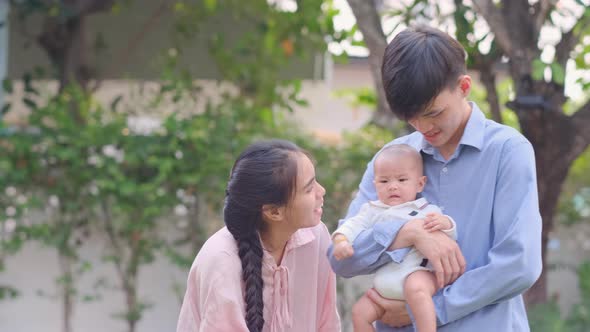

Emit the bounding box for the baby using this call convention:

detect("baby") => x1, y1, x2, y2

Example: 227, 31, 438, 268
332, 144, 456, 332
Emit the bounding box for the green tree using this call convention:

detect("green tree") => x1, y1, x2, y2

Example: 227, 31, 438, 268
9, 0, 116, 92
3, 1, 348, 332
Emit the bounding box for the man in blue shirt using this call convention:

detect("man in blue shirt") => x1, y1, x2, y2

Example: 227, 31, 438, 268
328, 25, 542, 331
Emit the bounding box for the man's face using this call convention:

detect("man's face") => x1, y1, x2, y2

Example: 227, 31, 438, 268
407, 76, 472, 156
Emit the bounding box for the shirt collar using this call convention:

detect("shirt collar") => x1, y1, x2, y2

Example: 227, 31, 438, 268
285, 227, 315, 251
260, 226, 316, 260
458, 102, 485, 151
420, 101, 485, 154
370, 197, 428, 209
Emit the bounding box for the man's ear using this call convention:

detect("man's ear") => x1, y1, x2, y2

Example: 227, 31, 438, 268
261, 204, 286, 223
458, 75, 472, 97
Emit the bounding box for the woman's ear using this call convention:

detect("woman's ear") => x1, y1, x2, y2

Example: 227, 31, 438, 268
261, 204, 286, 223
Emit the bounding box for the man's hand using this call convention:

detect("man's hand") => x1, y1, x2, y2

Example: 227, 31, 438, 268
414, 228, 465, 289
365, 288, 411, 328
423, 213, 453, 232
386, 219, 465, 289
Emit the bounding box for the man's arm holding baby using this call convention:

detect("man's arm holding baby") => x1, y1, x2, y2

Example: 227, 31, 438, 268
388, 212, 464, 289
329, 159, 464, 279
367, 212, 463, 327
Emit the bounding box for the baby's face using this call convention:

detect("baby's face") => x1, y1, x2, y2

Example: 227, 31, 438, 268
373, 156, 426, 206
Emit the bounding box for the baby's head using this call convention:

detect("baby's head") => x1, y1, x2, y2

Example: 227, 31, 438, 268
373, 144, 426, 206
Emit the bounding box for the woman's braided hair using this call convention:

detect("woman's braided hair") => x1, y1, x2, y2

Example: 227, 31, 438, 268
224, 139, 301, 332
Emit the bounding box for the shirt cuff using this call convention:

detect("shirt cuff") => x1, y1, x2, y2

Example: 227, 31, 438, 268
372, 221, 411, 263
441, 215, 457, 239
432, 288, 446, 326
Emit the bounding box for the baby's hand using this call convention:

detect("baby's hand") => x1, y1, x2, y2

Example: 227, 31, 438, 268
333, 241, 354, 260
423, 212, 453, 232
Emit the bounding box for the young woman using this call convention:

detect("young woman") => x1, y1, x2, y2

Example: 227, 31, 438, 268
177, 139, 340, 332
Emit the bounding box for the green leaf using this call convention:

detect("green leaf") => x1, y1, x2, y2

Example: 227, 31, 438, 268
579, 262, 590, 296
1, 103, 10, 115
259, 108, 273, 125
2, 79, 13, 94
110, 95, 123, 112
0, 286, 19, 300
22, 73, 33, 91
204, 0, 217, 12
350, 40, 366, 47
23, 98, 37, 110
550, 62, 566, 85
532, 59, 546, 81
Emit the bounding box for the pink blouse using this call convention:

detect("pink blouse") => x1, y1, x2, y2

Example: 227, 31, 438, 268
176, 222, 341, 332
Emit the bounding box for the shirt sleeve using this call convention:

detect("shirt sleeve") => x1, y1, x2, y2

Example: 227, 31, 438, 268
421, 204, 458, 240
432, 139, 543, 326
332, 202, 378, 242
176, 252, 249, 332
317, 224, 342, 332
441, 215, 457, 240
199, 298, 250, 332
328, 153, 413, 278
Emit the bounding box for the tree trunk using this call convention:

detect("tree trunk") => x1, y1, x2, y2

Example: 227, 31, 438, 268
471, 0, 590, 307
188, 192, 207, 255
478, 65, 502, 124
345, 0, 399, 129
58, 253, 74, 332
37, 15, 90, 125
38, 16, 91, 92
124, 230, 142, 332
510, 75, 578, 305
123, 276, 138, 332
34, 0, 115, 121
526, 146, 570, 306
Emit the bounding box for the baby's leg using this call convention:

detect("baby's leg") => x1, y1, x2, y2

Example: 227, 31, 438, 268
404, 270, 438, 332
352, 293, 385, 332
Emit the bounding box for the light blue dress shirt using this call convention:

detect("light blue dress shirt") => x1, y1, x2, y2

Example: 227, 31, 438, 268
328, 103, 542, 331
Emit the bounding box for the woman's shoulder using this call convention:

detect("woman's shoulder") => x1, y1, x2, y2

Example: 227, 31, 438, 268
311, 222, 331, 239
192, 227, 241, 274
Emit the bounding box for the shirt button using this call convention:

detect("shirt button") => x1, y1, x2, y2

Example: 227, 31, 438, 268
442, 167, 448, 173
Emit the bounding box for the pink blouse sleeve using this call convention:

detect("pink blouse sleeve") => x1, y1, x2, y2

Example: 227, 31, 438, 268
177, 251, 249, 332
318, 223, 342, 332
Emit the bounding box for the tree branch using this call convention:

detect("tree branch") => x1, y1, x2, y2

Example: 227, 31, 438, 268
471, 0, 514, 56
478, 62, 503, 123
346, 0, 396, 127
71, 0, 117, 16
571, 99, 590, 158
555, 17, 590, 71
100, 199, 127, 282
533, 0, 555, 34
346, 0, 386, 53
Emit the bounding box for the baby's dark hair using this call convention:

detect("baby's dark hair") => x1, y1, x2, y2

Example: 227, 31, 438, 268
224, 139, 303, 332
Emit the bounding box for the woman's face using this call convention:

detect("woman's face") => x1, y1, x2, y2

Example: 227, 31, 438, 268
284, 153, 325, 230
